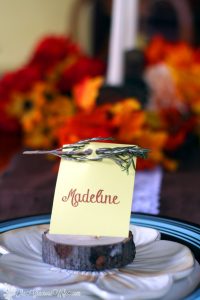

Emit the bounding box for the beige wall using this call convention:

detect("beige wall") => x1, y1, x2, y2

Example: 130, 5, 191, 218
0, 0, 92, 72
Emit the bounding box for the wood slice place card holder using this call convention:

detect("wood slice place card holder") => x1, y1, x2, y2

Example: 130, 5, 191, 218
24, 137, 149, 271
42, 231, 135, 271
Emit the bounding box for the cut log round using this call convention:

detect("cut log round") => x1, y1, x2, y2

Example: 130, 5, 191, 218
42, 231, 136, 271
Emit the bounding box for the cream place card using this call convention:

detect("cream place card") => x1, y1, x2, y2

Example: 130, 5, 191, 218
49, 142, 136, 237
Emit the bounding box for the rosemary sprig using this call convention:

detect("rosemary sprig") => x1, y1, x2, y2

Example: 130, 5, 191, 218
23, 138, 113, 157
23, 137, 149, 173
63, 137, 114, 149
96, 146, 149, 173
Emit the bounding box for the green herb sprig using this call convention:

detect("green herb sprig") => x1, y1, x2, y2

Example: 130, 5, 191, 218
23, 137, 149, 173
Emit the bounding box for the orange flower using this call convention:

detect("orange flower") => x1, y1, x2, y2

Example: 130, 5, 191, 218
145, 36, 194, 68
132, 130, 174, 170
73, 76, 104, 111
133, 130, 168, 154
171, 65, 200, 113
110, 99, 145, 143
58, 104, 113, 145
166, 43, 194, 69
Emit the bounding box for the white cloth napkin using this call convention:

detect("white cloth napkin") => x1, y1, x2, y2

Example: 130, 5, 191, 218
132, 167, 163, 214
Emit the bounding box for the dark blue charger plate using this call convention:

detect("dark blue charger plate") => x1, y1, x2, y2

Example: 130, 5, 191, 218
0, 213, 199, 300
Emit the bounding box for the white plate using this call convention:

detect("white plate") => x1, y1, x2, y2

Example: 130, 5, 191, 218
0, 224, 199, 300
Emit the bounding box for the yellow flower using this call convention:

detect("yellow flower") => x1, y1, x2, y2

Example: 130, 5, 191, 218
7, 86, 45, 132
7, 82, 74, 148
45, 95, 74, 128
24, 123, 56, 148
110, 98, 141, 125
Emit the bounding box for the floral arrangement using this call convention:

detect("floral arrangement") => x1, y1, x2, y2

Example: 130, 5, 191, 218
0, 35, 199, 170
0, 36, 105, 135
145, 36, 199, 153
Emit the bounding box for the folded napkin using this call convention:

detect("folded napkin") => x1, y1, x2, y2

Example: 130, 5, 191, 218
132, 167, 163, 214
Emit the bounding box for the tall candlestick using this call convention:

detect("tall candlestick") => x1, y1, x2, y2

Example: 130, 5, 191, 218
124, 0, 139, 50
106, 0, 125, 86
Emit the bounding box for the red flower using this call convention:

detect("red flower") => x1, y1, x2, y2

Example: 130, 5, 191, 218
58, 105, 112, 145
57, 56, 105, 93
136, 158, 158, 170
145, 36, 171, 65
29, 35, 81, 74
159, 108, 197, 151
0, 66, 41, 96
0, 102, 20, 132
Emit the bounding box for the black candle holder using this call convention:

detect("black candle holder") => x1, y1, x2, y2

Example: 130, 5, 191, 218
97, 49, 149, 107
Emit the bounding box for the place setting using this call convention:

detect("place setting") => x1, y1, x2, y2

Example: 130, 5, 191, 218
0, 1, 200, 299
0, 138, 199, 300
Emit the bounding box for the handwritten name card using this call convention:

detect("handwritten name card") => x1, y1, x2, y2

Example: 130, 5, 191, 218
49, 142, 136, 237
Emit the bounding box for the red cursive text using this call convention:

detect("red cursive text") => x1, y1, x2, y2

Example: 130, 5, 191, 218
62, 188, 120, 207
